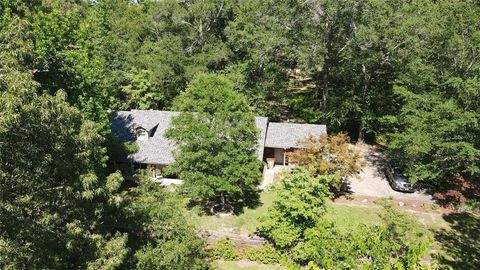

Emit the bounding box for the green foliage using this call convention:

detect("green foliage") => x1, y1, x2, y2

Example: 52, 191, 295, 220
287, 133, 364, 191
120, 68, 164, 110
387, 88, 480, 185
32, 1, 112, 133
106, 132, 139, 163
166, 73, 261, 208
122, 178, 210, 269
292, 203, 432, 269
2, 0, 480, 267
385, 0, 480, 190
257, 172, 431, 269
258, 167, 333, 248
0, 90, 209, 269
0, 91, 125, 268
212, 238, 239, 261
244, 244, 281, 265
0, 12, 37, 93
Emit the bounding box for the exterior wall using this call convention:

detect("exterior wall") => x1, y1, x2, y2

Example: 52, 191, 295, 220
274, 148, 284, 165
263, 147, 275, 160
264, 147, 295, 165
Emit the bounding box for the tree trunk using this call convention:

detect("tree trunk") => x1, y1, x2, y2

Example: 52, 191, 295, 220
322, 62, 329, 125
358, 64, 369, 143
358, 121, 365, 143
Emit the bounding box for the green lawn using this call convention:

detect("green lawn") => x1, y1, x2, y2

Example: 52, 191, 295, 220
324, 204, 382, 232
192, 191, 276, 235
193, 191, 387, 235
194, 191, 478, 269
192, 190, 456, 238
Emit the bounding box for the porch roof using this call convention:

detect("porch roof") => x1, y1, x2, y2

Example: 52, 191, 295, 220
264, 122, 327, 149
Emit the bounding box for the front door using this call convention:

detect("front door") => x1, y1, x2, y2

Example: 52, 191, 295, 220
274, 148, 284, 165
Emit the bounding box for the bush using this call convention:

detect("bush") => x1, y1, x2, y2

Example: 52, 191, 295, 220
257, 167, 334, 249
244, 244, 281, 264
287, 133, 364, 192
212, 238, 239, 260
290, 202, 432, 269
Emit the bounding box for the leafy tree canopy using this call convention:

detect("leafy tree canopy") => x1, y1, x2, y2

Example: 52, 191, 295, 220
287, 133, 364, 191
258, 167, 334, 248
0, 90, 126, 268
166, 73, 261, 210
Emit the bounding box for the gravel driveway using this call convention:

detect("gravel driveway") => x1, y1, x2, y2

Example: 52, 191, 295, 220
346, 144, 432, 202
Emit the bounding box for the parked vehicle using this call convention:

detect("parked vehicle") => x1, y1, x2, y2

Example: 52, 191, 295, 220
384, 160, 415, 193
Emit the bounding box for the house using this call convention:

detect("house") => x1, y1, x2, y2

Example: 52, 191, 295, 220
110, 109, 326, 178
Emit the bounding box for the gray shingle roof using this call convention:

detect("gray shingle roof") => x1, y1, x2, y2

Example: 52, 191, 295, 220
265, 122, 327, 149
111, 110, 268, 165
111, 110, 179, 165
255, 116, 268, 159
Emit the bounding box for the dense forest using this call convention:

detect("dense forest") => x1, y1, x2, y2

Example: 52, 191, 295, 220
1, 0, 479, 269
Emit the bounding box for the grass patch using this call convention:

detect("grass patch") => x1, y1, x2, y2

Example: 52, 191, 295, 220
190, 180, 479, 270
433, 213, 480, 269
194, 192, 389, 235
324, 204, 382, 232
195, 190, 479, 269
192, 191, 276, 235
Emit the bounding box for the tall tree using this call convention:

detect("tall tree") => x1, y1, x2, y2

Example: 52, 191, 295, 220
0, 90, 126, 268
166, 73, 261, 210
32, 1, 112, 133
0, 2, 38, 93
387, 0, 480, 192
225, 0, 299, 120
121, 179, 210, 270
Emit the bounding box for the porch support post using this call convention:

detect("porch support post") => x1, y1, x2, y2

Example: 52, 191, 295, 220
283, 148, 286, 166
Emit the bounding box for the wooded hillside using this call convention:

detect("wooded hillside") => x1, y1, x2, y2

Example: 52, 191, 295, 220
0, 0, 479, 268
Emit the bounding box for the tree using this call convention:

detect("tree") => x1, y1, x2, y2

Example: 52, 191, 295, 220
258, 169, 431, 269
0, 6, 37, 93
32, 1, 113, 133
258, 167, 334, 249
166, 73, 261, 210
287, 133, 364, 191
385, 0, 480, 196
0, 90, 126, 268
387, 88, 480, 186
0, 90, 209, 269
121, 179, 210, 270
224, 0, 301, 120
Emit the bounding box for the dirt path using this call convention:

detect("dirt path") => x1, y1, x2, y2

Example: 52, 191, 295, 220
345, 144, 433, 202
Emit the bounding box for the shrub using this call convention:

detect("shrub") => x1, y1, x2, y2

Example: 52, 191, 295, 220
292, 202, 432, 269
244, 244, 281, 264
257, 167, 334, 248
287, 133, 364, 192
212, 238, 239, 260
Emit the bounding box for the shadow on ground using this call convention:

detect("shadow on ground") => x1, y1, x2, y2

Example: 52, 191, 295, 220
434, 212, 480, 269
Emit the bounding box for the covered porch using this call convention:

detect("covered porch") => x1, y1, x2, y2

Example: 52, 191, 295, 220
263, 147, 292, 166
263, 122, 327, 167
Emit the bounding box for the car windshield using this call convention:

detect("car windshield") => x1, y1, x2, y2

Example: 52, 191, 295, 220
394, 175, 409, 183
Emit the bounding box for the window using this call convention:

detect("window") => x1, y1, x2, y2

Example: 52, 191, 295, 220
136, 128, 148, 140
